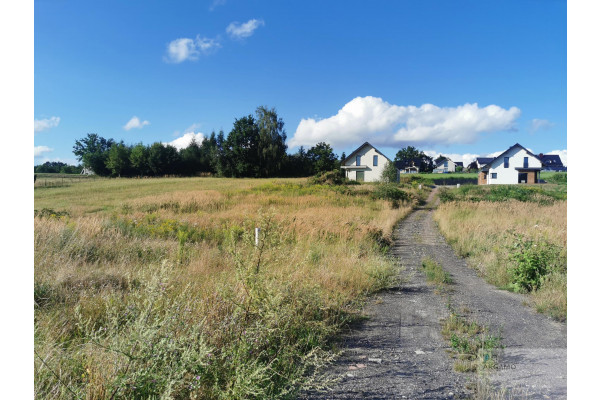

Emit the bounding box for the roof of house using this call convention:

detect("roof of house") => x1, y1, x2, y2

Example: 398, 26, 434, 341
539, 154, 564, 166
476, 157, 494, 165
395, 158, 426, 169
342, 142, 392, 164
480, 143, 543, 170
434, 158, 453, 168
455, 162, 464, 167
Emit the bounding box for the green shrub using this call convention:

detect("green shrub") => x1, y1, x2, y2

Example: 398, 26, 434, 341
308, 170, 358, 186
371, 184, 410, 208
508, 234, 563, 292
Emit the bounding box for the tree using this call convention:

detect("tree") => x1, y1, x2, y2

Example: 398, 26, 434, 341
307, 142, 338, 175
130, 143, 150, 176
256, 106, 288, 177
148, 143, 174, 176
394, 146, 423, 162
381, 160, 399, 183
106, 142, 131, 177
394, 146, 434, 173
73, 133, 115, 176
180, 138, 203, 176
221, 115, 260, 177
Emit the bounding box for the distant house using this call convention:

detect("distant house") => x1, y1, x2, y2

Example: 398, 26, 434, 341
478, 143, 543, 185
539, 154, 567, 172
455, 161, 464, 170
395, 158, 424, 174
341, 142, 397, 182
433, 158, 457, 173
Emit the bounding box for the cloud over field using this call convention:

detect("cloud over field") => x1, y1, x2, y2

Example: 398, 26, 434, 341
124, 116, 150, 131
289, 96, 521, 148
34, 146, 53, 157
164, 36, 221, 63
34, 116, 60, 133
164, 125, 205, 150
226, 19, 264, 39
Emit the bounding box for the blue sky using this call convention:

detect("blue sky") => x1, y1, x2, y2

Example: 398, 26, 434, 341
34, 0, 567, 166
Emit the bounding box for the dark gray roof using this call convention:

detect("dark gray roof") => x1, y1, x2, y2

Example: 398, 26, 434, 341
476, 157, 494, 165
395, 158, 425, 169
540, 154, 563, 166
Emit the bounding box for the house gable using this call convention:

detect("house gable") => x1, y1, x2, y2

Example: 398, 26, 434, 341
341, 142, 396, 182
481, 143, 543, 184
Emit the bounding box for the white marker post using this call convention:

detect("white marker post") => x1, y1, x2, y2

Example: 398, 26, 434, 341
457, 183, 460, 188
418, 184, 422, 190
255, 227, 260, 247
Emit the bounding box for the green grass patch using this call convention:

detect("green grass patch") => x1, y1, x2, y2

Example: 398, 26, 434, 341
441, 311, 502, 373
422, 257, 453, 286
438, 184, 566, 204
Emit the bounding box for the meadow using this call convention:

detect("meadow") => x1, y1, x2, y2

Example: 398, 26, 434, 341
34, 176, 426, 399
433, 176, 567, 321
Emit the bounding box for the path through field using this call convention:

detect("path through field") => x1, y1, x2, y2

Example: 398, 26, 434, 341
302, 188, 566, 399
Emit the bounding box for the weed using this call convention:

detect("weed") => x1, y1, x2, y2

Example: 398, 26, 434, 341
422, 257, 453, 286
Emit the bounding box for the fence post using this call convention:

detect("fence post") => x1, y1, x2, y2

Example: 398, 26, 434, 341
457, 183, 460, 188
255, 227, 260, 247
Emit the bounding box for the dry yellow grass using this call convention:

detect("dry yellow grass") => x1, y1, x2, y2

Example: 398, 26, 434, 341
433, 199, 566, 320
34, 177, 418, 398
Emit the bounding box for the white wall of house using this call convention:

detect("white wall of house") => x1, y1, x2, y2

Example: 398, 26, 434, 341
486, 147, 542, 184
433, 160, 456, 173
343, 144, 390, 182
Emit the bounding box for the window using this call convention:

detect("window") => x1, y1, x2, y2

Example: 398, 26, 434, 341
444, 161, 448, 167
356, 156, 361, 166
491, 173, 497, 179
523, 157, 529, 168
373, 155, 378, 166
504, 157, 509, 168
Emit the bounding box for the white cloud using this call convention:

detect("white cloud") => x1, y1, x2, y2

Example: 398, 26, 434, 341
530, 118, 554, 133
124, 116, 150, 131
209, 0, 227, 11
164, 127, 205, 150
164, 36, 221, 63
34, 146, 53, 157
290, 97, 521, 148
34, 116, 60, 133
546, 149, 568, 166
226, 19, 264, 39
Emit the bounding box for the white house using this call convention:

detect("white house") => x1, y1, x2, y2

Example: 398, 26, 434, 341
478, 143, 543, 185
341, 142, 397, 182
433, 158, 457, 173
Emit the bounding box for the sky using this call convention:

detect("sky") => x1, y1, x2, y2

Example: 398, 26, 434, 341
34, 0, 567, 167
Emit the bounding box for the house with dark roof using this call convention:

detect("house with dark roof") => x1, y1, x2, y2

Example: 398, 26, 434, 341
395, 158, 425, 174
341, 142, 398, 182
539, 154, 567, 172
433, 158, 457, 173
478, 143, 543, 185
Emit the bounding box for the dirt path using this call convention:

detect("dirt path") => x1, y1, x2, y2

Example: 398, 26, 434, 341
301, 188, 566, 399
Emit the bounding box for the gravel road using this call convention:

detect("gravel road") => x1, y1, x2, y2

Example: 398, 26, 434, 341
301, 188, 566, 399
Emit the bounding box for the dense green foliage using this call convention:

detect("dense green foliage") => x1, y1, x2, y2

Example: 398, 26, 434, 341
71, 106, 343, 178
394, 146, 434, 173
34, 161, 82, 174
508, 234, 565, 292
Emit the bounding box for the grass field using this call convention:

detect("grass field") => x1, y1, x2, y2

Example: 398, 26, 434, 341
34, 177, 426, 399
433, 181, 567, 321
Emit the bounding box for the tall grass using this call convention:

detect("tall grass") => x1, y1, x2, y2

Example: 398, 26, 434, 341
433, 194, 566, 321
35, 178, 418, 398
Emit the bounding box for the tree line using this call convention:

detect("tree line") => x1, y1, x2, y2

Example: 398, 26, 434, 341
71, 106, 340, 178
